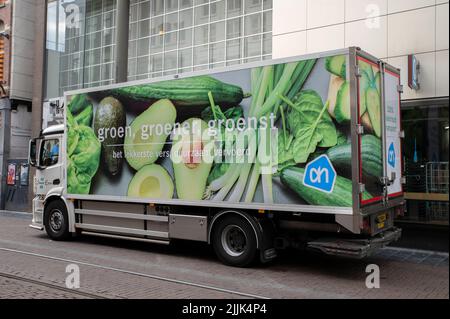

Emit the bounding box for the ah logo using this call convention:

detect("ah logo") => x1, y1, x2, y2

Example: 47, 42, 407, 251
303, 155, 337, 194
388, 143, 396, 168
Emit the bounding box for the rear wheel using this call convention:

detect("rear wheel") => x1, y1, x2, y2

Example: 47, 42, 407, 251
44, 200, 70, 241
212, 215, 258, 267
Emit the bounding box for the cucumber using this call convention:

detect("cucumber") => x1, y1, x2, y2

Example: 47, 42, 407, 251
374, 71, 381, 94
359, 70, 371, 116
108, 75, 244, 108
281, 167, 373, 207
326, 135, 382, 180
335, 81, 350, 123
325, 55, 347, 79
359, 60, 375, 83
366, 87, 382, 137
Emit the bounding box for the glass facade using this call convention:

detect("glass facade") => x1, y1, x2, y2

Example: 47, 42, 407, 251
128, 0, 272, 80
401, 99, 449, 225
45, 0, 273, 98
45, 0, 117, 98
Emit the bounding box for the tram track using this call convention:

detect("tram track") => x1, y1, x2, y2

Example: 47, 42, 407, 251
0, 247, 270, 299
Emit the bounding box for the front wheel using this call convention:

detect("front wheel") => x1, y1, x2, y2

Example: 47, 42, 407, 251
212, 215, 258, 267
44, 200, 71, 241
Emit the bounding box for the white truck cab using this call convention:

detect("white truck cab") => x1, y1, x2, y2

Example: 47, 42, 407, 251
29, 125, 71, 235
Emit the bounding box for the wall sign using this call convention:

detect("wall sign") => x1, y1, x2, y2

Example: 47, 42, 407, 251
408, 55, 420, 91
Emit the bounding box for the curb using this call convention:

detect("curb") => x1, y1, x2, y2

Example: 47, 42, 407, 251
0, 210, 32, 220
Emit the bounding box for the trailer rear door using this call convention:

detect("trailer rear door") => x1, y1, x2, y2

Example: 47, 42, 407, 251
357, 54, 404, 209
383, 67, 403, 200
357, 57, 384, 206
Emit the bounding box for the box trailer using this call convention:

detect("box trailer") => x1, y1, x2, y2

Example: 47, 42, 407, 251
29, 47, 403, 267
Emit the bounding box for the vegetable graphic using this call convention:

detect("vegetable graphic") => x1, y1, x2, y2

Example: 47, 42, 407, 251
171, 118, 213, 200
325, 56, 383, 138
94, 97, 126, 176
280, 167, 373, 207
127, 164, 174, 199
124, 99, 177, 171
68, 94, 92, 115
67, 110, 101, 195
107, 76, 245, 113
244, 60, 317, 203
278, 90, 338, 165
366, 87, 382, 137
326, 135, 382, 180
327, 75, 345, 119
325, 55, 347, 79
74, 105, 93, 127
68, 94, 94, 127
334, 81, 351, 123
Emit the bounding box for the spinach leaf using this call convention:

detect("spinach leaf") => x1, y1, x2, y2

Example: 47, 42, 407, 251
279, 90, 338, 164
201, 106, 244, 124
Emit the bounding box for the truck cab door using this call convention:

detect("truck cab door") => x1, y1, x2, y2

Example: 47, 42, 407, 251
35, 136, 63, 196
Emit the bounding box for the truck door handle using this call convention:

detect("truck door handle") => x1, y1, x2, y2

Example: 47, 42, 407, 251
53, 179, 60, 185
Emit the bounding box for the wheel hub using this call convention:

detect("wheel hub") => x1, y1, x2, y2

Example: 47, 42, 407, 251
221, 225, 248, 257
49, 210, 63, 231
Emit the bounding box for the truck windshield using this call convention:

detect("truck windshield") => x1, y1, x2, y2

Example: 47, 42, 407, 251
40, 139, 60, 167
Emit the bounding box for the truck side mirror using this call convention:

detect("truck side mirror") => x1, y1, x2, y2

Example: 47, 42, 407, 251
28, 139, 38, 167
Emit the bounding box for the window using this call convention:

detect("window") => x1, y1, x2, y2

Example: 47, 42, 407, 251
40, 139, 60, 167
401, 99, 449, 225
128, 0, 273, 81
45, 0, 117, 98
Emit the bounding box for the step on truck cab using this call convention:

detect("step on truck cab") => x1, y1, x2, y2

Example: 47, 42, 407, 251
29, 47, 403, 267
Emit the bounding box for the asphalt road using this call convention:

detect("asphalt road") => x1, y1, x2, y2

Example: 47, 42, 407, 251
0, 212, 448, 299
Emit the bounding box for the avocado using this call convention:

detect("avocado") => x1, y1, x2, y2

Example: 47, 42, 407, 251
128, 164, 174, 199
366, 87, 382, 138
171, 118, 213, 200
94, 97, 126, 176
124, 99, 177, 171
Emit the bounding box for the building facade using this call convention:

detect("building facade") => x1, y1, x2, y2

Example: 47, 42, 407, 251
0, 0, 35, 212
35, 0, 448, 228
271, 0, 449, 228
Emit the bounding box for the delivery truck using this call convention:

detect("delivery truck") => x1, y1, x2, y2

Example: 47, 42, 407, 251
28, 47, 403, 267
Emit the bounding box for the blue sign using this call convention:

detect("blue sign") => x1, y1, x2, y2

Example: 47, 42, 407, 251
388, 142, 396, 168
303, 155, 337, 194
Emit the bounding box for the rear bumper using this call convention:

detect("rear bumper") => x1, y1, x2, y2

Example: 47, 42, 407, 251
307, 227, 402, 259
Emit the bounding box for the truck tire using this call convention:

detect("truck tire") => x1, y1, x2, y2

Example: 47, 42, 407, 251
212, 215, 258, 267
44, 200, 70, 241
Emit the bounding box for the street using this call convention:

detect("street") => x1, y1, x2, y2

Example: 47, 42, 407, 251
0, 212, 448, 299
